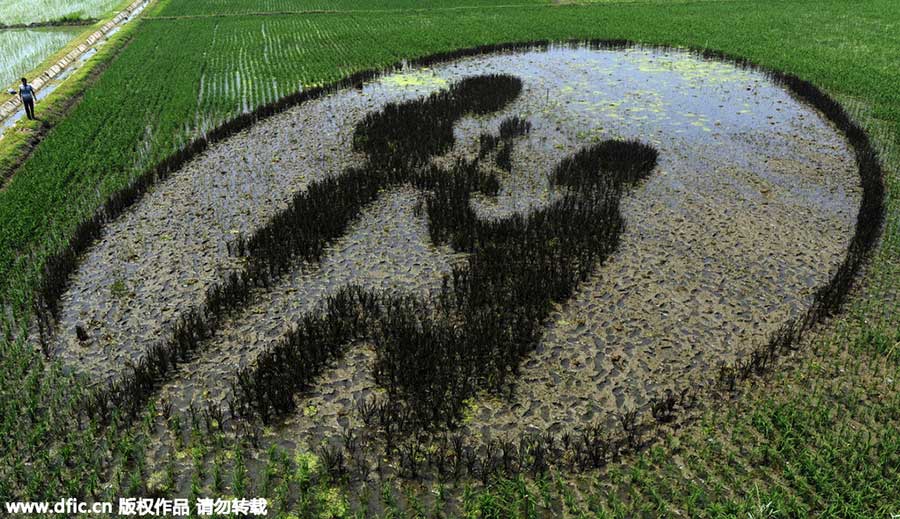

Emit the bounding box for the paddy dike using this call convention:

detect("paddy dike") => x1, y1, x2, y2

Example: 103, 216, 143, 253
48, 46, 860, 476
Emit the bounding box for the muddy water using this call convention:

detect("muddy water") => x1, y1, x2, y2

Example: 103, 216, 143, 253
47, 46, 859, 473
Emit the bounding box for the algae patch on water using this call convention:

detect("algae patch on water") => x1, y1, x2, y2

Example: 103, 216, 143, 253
380, 69, 448, 90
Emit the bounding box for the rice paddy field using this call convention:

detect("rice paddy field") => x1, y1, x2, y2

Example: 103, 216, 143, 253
0, 0, 124, 26
0, 27, 81, 88
0, 0, 897, 517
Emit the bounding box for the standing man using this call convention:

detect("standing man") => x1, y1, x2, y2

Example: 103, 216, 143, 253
19, 78, 36, 120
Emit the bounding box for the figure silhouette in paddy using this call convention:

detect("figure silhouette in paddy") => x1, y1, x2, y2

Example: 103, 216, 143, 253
241, 74, 658, 425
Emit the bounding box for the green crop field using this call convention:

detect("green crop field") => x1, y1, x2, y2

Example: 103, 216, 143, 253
155, 0, 549, 17
0, 0, 897, 517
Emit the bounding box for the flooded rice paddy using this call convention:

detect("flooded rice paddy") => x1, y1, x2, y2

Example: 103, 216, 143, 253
0, 0, 121, 26
0, 27, 81, 89
45, 45, 860, 478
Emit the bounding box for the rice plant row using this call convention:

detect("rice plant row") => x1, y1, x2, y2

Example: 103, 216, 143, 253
154, 0, 551, 18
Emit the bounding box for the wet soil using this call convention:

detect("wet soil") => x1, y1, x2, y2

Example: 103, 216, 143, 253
46, 46, 859, 480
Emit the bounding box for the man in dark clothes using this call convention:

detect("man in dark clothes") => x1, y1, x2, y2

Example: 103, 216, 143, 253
19, 78, 36, 120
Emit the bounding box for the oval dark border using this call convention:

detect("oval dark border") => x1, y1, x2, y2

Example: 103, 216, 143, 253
32, 40, 885, 441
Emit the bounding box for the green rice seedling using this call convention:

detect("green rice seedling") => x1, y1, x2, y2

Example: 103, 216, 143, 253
261, 445, 280, 498
232, 444, 248, 499
156, 0, 549, 17
212, 454, 224, 494
165, 460, 177, 495
167, 413, 183, 449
